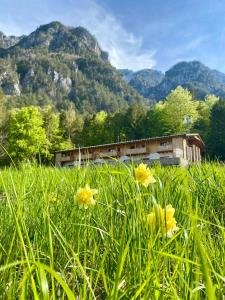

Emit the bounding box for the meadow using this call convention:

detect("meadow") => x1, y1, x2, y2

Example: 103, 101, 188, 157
0, 162, 224, 299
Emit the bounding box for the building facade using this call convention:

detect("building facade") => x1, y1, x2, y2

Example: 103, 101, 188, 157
55, 134, 205, 167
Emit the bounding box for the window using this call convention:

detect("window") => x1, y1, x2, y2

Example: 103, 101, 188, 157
130, 146, 135, 149
62, 152, 69, 157
160, 141, 171, 147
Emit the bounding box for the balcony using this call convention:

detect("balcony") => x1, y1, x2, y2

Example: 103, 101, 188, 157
61, 155, 72, 162
99, 150, 117, 158
158, 145, 173, 152
125, 147, 146, 155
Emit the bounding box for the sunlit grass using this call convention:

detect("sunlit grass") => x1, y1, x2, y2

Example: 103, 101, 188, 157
0, 162, 224, 299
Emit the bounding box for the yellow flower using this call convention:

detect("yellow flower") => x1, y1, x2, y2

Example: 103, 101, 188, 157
147, 204, 179, 237
135, 163, 156, 187
75, 185, 98, 209
48, 193, 60, 203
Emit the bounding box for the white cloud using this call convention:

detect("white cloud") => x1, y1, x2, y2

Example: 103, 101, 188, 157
73, 0, 156, 70
165, 35, 210, 59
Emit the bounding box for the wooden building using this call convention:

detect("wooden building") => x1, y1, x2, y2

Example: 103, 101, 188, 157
55, 133, 205, 167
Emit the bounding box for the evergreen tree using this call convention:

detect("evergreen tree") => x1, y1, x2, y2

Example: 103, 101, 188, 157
194, 94, 219, 142
145, 102, 167, 137
208, 100, 225, 159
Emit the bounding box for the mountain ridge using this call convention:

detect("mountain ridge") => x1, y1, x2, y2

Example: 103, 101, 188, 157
0, 21, 144, 113
1, 21, 225, 108
121, 61, 225, 100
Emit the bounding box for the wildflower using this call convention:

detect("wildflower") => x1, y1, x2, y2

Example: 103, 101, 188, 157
48, 193, 60, 203
75, 185, 98, 209
147, 204, 179, 237
135, 163, 156, 187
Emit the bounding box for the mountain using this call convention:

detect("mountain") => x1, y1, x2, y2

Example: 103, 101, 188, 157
146, 61, 225, 100
119, 69, 164, 97
120, 61, 225, 101
0, 32, 23, 49
0, 21, 144, 113
147, 61, 225, 100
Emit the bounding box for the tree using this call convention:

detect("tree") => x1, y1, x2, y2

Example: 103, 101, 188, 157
163, 86, 198, 134
208, 100, 225, 160
145, 102, 167, 137
61, 104, 84, 143
42, 105, 70, 152
0, 89, 9, 142
123, 103, 148, 139
7, 106, 49, 163
81, 111, 108, 146
194, 94, 219, 142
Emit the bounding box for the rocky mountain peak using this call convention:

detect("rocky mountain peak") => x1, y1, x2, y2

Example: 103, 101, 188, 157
119, 68, 164, 97
0, 31, 22, 49
147, 60, 225, 100
13, 21, 108, 60
0, 21, 142, 113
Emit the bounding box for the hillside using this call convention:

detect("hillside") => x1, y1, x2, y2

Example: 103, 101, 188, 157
148, 61, 225, 100
119, 68, 164, 97
121, 61, 225, 101
0, 21, 144, 113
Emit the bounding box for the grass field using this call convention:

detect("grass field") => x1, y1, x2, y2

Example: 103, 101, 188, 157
0, 162, 224, 299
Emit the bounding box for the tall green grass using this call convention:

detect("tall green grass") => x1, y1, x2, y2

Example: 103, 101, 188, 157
0, 162, 224, 299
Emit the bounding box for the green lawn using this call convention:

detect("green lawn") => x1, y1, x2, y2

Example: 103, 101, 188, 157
0, 162, 224, 299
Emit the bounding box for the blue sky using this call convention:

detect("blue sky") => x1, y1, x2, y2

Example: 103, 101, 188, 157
0, 0, 225, 72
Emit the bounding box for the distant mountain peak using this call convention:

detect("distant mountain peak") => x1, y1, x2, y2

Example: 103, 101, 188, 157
3, 21, 108, 61
147, 60, 225, 100
119, 68, 164, 97
0, 21, 142, 113
120, 60, 225, 101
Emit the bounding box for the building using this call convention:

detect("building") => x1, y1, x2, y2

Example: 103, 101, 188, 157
55, 133, 205, 167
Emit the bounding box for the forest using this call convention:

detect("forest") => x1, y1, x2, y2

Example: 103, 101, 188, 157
0, 85, 225, 165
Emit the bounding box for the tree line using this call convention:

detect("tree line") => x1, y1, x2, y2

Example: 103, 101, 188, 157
0, 86, 224, 165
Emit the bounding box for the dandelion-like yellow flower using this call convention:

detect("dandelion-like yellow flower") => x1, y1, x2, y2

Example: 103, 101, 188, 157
75, 185, 98, 209
147, 204, 179, 237
135, 163, 156, 187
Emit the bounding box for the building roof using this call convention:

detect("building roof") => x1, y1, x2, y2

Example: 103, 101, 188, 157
55, 133, 205, 154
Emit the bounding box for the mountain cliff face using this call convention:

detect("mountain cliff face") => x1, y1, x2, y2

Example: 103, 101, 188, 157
119, 69, 164, 97
0, 21, 143, 113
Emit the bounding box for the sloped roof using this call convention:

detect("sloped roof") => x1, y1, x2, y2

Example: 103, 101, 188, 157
55, 133, 205, 154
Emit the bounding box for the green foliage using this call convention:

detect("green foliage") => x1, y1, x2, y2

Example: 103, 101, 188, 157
193, 94, 219, 141
0, 22, 145, 114
0, 163, 224, 298
60, 104, 84, 143
145, 102, 167, 137
208, 100, 225, 159
42, 105, 65, 151
163, 86, 198, 134
7, 106, 49, 162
